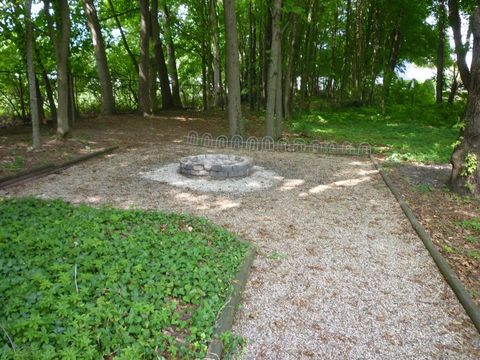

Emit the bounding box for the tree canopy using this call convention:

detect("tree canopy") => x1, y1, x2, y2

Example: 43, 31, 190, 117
0, 0, 479, 195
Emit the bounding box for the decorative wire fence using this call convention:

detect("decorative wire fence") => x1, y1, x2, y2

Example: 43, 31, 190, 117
183, 131, 372, 156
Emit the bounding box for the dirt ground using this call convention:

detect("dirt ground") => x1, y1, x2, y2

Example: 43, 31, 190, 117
384, 162, 480, 306
0, 110, 235, 178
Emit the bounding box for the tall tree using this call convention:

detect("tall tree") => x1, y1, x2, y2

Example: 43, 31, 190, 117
138, 0, 151, 115
381, 20, 402, 113
162, 3, 183, 108
448, 64, 459, 103
448, 0, 471, 89
436, 0, 447, 103
265, 0, 282, 138
151, 0, 174, 109
25, 0, 40, 149
83, 0, 115, 115
44, 0, 71, 137
339, 0, 353, 103
210, 0, 223, 108
283, 12, 298, 120
35, 50, 57, 122
449, 6, 480, 196
247, 0, 256, 111
224, 0, 243, 136
107, 0, 139, 72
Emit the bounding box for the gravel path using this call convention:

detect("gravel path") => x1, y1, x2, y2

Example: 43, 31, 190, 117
2, 144, 479, 358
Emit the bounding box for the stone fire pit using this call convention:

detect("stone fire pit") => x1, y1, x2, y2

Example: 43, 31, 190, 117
179, 154, 254, 179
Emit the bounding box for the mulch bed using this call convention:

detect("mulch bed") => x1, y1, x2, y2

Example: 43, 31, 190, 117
385, 162, 480, 306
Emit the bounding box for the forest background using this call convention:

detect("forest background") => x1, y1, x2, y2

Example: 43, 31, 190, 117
0, 0, 479, 194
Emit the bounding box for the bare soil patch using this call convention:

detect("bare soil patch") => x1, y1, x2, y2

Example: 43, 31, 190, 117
0, 110, 233, 178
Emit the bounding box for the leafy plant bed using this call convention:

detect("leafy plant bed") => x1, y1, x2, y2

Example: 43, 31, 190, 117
0, 198, 248, 359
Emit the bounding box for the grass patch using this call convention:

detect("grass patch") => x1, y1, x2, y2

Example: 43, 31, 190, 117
468, 250, 480, 261
443, 244, 455, 254
288, 104, 462, 163
0, 198, 248, 359
466, 235, 479, 244
458, 217, 480, 231
0, 156, 25, 172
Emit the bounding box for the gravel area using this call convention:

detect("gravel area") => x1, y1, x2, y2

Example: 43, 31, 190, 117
1, 144, 479, 359
142, 163, 282, 194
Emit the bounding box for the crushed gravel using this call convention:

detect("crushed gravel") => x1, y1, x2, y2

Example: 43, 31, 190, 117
2, 144, 479, 359
142, 163, 282, 194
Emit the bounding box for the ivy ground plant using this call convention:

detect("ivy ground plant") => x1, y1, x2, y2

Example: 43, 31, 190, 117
0, 198, 248, 359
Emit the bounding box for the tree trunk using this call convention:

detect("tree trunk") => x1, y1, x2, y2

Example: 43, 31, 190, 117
327, 0, 339, 98
449, 6, 480, 196
274, 43, 283, 139
283, 13, 297, 120
353, 0, 365, 100
265, 0, 282, 138
25, 0, 41, 149
340, 0, 353, 103
41, 68, 57, 123
44, 0, 71, 134
18, 73, 27, 121
83, 0, 115, 115
248, 0, 256, 111
162, 3, 183, 108
223, 0, 243, 136
262, 7, 272, 106
35, 75, 45, 124
448, 0, 471, 89
449, 64, 459, 103
150, 0, 174, 110
201, 39, 208, 111
255, 4, 264, 110
34, 44, 57, 123
436, 0, 446, 103
149, 56, 159, 113
138, 0, 151, 115
68, 71, 77, 128
382, 24, 402, 113
210, 0, 224, 108
367, 4, 380, 104
55, 0, 71, 137
107, 0, 139, 73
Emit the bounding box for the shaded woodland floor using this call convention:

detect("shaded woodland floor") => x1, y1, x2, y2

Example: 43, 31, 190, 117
1, 110, 479, 314
0, 110, 231, 177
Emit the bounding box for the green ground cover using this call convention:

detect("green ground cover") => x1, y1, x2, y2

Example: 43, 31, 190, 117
288, 104, 463, 163
0, 198, 248, 359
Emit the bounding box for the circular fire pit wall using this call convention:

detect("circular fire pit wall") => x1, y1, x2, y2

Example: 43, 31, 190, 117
179, 154, 254, 179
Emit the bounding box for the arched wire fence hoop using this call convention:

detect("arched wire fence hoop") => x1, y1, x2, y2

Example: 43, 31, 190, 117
184, 131, 372, 156
246, 136, 259, 151
202, 133, 213, 147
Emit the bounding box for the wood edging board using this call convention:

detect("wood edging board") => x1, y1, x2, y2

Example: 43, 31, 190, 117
369, 154, 480, 333
0, 146, 119, 190
205, 246, 256, 359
